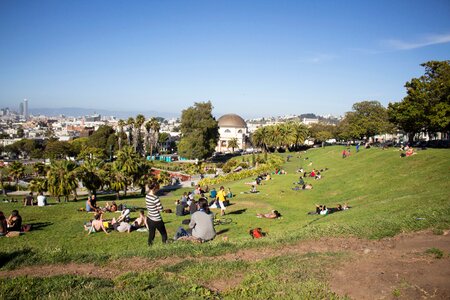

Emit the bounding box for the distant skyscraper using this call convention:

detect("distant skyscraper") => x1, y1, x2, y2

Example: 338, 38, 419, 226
19, 102, 24, 116
23, 99, 28, 119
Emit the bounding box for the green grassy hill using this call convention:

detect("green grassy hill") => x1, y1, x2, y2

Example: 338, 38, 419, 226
1, 146, 448, 265
1, 146, 449, 299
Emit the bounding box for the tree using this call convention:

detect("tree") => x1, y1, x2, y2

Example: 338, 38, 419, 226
87, 125, 116, 157
117, 119, 125, 150
252, 126, 271, 152
146, 117, 160, 156
77, 158, 104, 196
16, 126, 25, 138
289, 122, 309, 149
126, 117, 134, 146
178, 101, 219, 159
309, 123, 335, 144
44, 141, 74, 159
134, 114, 145, 154
227, 138, 239, 152
103, 162, 126, 200
388, 60, 450, 141
114, 146, 140, 196
33, 162, 47, 177
8, 161, 25, 186
338, 101, 392, 141
29, 177, 47, 194
46, 160, 78, 202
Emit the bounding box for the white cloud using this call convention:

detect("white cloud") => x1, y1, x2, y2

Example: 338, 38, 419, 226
384, 33, 450, 50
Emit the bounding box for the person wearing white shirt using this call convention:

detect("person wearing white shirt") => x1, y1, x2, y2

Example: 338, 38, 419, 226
37, 192, 47, 207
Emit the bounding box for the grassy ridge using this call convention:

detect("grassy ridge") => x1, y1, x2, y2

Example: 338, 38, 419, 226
0, 146, 449, 268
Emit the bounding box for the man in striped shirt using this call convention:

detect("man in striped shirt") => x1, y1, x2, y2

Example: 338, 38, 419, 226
145, 181, 168, 245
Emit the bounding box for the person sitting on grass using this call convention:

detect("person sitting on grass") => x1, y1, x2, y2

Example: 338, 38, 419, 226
85, 213, 109, 235
256, 210, 281, 219
129, 210, 148, 232
7, 210, 22, 232
190, 198, 216, 241
37, 192, 47, 207
23, 192, 34, 206
176, 200, 188, 216
0, 211, 7, 236
86, 196, 99, 212
226, 187, 233, 199
209, 188, 217, 200
116, 208, 131, 223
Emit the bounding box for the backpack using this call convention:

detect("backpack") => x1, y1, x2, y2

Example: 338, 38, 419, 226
249, 228, 264, 239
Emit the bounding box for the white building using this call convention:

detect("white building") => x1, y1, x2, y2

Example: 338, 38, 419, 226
216, 114, 248, 152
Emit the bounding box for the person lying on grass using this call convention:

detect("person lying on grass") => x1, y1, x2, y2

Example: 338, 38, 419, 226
256, 210, 282, 219
292, 184, 313, 191
84, 213, 109, 235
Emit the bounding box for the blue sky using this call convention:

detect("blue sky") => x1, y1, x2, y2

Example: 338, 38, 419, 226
0, 0, 449, 118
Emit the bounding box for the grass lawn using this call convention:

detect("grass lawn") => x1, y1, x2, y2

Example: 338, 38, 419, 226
1, 145, 449, 299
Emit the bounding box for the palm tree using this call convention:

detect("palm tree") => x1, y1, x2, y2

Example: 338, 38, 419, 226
134, 114, 146, 154
148, 117, 160, 156
114, 146, 140, 196
126, 117, 134, 146
8, 161, 25, 187
103, 162, 126, 200
117, 119, 125, 150
290, 122, 309, 150
47, 160, 78, 202
33, 162, 46, 177
227, 138, 239, 152
29, 177, 48, 194
0, 166, 7, 195
252, 126, 270, 152
77, 158, 104, 196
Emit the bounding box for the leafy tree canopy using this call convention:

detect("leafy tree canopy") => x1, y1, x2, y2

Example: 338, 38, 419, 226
388, 60, 450, 139
178, 101, 219, 159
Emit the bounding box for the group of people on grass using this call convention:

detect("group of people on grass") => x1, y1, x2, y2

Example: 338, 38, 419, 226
22, 192, 47, 207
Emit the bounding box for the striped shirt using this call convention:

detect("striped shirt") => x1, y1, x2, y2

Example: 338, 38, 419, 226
146, 194, 163, 222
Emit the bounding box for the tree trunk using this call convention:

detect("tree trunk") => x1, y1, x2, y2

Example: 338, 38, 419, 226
408, 132, 415, 144
116, 191, 120, 200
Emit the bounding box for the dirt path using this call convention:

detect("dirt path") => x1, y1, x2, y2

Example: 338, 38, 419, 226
1, 230, 449, 299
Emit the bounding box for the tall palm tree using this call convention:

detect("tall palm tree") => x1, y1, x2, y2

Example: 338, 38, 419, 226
117, 119, 125, 150
77, 158, 104, 196
47, 160, 78, 202
134, 114, 146, 154
114, 146, 140, 196
290, 122, 309, 149
252, 126, 270, 152
144, 120, 152, 156
148, 117, 160, 156
126, 117, 134, 146
8, 161, 25, 187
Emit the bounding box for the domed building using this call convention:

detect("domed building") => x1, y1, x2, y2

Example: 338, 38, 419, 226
216, 113, 248, 152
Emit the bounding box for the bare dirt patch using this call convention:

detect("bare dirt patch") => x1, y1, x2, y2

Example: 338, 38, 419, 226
1, 231, 449, 298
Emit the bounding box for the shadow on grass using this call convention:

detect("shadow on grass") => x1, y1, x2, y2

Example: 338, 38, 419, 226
0, 248, 34, 269
28, 222, 53, 231
216, 229, 230, 235
228, 209, 247, 215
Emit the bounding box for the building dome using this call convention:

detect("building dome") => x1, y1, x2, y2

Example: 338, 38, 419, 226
217, 114, 247, 128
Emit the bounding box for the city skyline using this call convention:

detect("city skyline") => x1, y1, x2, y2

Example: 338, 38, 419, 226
1, 1, 449, 118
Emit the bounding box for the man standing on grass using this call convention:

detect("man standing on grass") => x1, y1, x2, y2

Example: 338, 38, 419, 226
145, 181, 168, 246
216, 186, 227, 216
